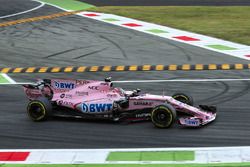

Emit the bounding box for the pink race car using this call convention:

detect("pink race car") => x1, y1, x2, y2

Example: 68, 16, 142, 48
23, 77, 216, 128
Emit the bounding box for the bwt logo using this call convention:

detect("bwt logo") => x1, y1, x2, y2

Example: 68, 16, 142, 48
82, 103, 112, 113
54, 81, 75, 89
184, 119, 199, 125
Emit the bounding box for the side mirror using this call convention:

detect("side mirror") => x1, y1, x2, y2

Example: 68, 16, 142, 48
105, 77, 112, 82
136, 89, 141, 93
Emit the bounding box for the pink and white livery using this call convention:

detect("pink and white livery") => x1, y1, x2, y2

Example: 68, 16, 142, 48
23, 77, 217, 128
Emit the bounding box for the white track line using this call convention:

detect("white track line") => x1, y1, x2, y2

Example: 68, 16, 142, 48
0, 0, 45, 19
112, 78, 250, 83
0, 82, 34, 85
1, 74, 16, 83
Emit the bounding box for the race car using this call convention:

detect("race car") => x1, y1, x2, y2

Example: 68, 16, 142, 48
23, 77, 217, 128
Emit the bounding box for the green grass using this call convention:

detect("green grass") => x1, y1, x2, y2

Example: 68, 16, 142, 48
0, 74, 9, 83
89, 6, 250, 45
107, 151, 194, 161
3, 163, 250, 167
206, 44, 237, 50
39, 0, 95, 10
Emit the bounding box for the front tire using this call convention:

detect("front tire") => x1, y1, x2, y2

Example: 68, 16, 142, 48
27, 97, 52, 121
172, 93, 193, 106
151, 104, 176, 128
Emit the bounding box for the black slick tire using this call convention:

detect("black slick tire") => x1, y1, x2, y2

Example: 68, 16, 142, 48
151, 104, 176, 128
172, 93, 194, 106
27, 97, 52, 121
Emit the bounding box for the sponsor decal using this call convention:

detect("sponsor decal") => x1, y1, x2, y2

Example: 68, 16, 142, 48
134, 101, 153, 106
66, 94, 73, 99
60, 93, 72, 99
103, 114, 111, 118
60, 94, 65, 98
135, 113, 151, 118
76, 80, 90, 85
184, 119, 199, 126
88, 86, 99, 90
75, 91, 88, 96
58, 100, 63, 105
100, 82, 109, 86
82, 103, 113, 113
100, 90, 108, 93
54, 81, 75, 89
25, 89, 41, 98
58, 100, 74, 107
107, 94, 118, 98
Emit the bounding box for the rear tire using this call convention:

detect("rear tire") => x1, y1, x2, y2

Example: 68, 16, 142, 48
27, 97, 52, 121
172, 93, 193, 106
151, 104, 176, 128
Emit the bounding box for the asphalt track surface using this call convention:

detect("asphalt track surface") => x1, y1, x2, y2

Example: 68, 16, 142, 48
1, 0, 250, 149
80, 0, 250, 6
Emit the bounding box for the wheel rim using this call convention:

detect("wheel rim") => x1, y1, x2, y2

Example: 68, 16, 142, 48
28, 102, 45, 120
152, 107, 172, 127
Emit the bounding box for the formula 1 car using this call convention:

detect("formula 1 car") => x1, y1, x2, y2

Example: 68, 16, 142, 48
23, 77, 217, 128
